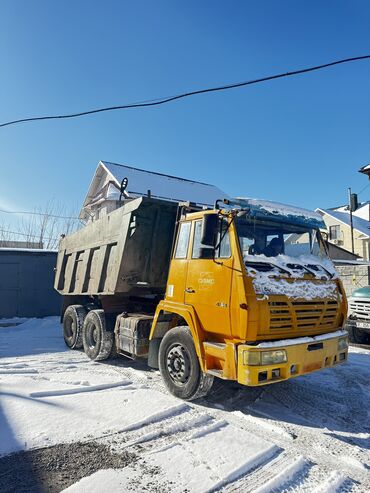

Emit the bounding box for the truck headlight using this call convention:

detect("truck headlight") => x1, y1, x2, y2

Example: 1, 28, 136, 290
261, 350, 287, 365
244, 349, 287, 366
338, 337, 348, 351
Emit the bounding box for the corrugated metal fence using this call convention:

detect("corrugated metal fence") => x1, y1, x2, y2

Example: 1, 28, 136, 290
0, 249, 61, 318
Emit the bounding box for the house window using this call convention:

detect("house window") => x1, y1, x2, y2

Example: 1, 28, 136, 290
329, 225, 340, 241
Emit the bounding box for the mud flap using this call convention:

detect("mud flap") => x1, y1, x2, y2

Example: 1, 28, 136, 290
148, 338, 161, 368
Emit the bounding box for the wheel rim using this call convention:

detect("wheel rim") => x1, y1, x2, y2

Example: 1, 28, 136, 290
86, 321, 98, 349
166, 343, 191, 385
64, 316, 75, 343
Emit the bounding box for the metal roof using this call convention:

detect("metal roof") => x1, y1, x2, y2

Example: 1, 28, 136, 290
319, 208, 370, 238
101, 161, 227, 207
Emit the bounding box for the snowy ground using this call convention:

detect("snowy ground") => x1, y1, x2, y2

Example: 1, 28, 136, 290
0, 318, 369, 493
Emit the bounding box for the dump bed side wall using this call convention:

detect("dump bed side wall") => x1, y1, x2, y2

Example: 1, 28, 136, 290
115, 201, 177, 293
54, 197, 177, 296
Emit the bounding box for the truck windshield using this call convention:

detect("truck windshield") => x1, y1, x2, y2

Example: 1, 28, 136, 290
235, 215, 329, 275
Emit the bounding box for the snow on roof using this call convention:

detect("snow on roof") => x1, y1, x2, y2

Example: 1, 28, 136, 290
318, 208, 370, 238
101, 161, 227, 207
359, 164, 370, 173
332, 201, 370, 213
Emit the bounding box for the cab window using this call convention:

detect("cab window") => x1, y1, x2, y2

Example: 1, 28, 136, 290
174, 222, 191, 258
192, 220, 231, 259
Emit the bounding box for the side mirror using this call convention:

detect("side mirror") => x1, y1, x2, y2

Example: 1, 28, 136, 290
199, 247, 214, 259
201, 214, 218, 247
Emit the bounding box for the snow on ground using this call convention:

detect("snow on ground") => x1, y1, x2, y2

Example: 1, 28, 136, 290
1, 317, 370, 492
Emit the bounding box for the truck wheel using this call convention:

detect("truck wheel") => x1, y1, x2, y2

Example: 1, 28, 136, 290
82, 310, 114, 361
159, 326, 214, 401
62, 305, 87, 349
348, 326, 370, 344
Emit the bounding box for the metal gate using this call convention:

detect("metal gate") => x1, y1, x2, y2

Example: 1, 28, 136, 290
0, 250, 61, 319
0, 262, 20, 317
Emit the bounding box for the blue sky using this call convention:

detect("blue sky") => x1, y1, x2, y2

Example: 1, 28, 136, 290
0, 0, 369, 223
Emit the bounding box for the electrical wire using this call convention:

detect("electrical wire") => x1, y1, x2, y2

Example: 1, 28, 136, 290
0, 228, 59, 241
357, 181, 370, 196
1, 55, 369, 129
0, 208, 79, 220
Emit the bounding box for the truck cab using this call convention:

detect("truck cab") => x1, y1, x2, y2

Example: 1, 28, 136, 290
150, 198, 348, 398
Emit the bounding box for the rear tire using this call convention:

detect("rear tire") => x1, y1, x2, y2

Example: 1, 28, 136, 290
159, 326, 213, 401
348, 325, 370, 344
62, 305, 87, 349
82, 310, 114, 361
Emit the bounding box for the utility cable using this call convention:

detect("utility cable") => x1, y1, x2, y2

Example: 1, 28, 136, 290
0, 208, 79, 220
0, 228, 59, 242
357, 181, 370, 196
0, 55, 369, 129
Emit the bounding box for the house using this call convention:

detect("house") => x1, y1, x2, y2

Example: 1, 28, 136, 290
359, 163, 370, 179
80, 161, 227, 222
316, 204, 370, 260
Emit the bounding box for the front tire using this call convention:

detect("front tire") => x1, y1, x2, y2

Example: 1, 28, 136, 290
158, 326, 213, 401
82, 310, 114, 361
62, 305, 87, 349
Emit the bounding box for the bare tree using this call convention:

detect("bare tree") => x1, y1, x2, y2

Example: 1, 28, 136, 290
0, 200, 82, 250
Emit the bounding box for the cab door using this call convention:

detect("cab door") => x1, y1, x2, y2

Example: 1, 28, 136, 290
165, 221, 191, 303
184, 220, 233, 336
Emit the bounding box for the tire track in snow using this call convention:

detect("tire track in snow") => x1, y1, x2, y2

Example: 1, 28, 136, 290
117, 402, 190, 432
92, 402, 192, 445
310, 470, 347, 493
123, 414, 214, 448
29, 380, 133, 397
223, 452, 306, 493
205, 446, 281, 493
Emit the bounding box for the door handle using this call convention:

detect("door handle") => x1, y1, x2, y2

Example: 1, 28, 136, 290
185, 288, 195, 293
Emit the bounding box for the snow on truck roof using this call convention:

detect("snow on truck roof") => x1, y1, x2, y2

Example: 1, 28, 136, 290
227, 197, 326, 230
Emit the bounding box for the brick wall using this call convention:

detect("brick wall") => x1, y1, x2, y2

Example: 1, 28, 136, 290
335, 264, 370, 297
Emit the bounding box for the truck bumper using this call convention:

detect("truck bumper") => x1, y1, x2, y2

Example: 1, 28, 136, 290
346, 318, 370, 333
237, 330, 348, 386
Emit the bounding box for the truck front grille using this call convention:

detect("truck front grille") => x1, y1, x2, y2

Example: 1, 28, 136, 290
268, 300, 339, 332
349, 299, 370, 320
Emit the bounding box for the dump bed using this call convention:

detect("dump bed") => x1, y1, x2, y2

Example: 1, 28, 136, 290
54, 197, 177, 296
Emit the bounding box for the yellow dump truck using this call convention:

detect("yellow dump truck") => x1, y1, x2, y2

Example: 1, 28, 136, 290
55, 196, 348, 400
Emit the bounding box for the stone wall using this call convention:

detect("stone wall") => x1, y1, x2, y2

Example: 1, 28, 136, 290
335, 263, 370, 297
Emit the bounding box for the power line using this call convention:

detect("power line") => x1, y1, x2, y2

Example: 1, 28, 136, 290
0, 228, 60, 241
357, 181, 370, 196
1, 55, 369, 129
0, 208, 80, 220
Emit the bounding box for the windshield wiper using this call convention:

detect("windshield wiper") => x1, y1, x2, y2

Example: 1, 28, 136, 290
286, 263, 317, 277
307, 263, 335, 279
245, 259, 292, 276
